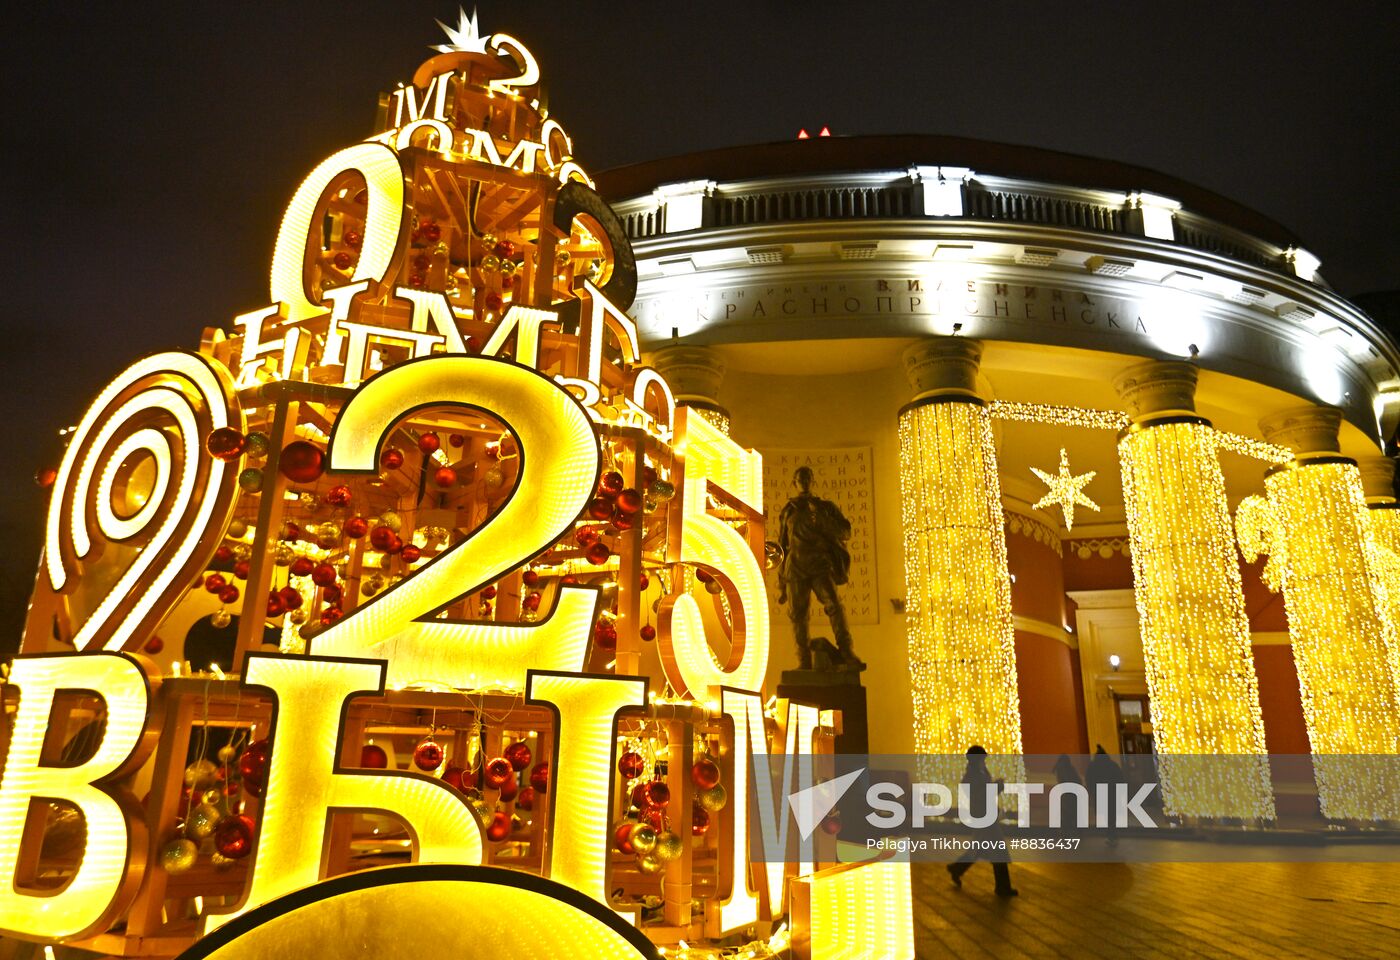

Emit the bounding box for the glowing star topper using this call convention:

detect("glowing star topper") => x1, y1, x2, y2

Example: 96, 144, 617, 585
1031, 448, 1100, 531
433, 6, 491, 54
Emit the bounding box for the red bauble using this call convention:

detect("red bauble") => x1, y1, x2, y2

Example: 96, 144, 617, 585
614, 822, 636, 855
204, 573, 227, 594
618, 751, 646, 780
642, 807, 665, 831
218, 584, 240, 604
206, 427, 248, 462
385, 534, 404, 555
643, 464, 658, 487
311, 563, 337, 587
498, 774, 519, 802
486, 810, 511, 842
521, 570, 540, 587
631, 782, 651, 810
820, 813, 842, 836
600, 471, 624, 495
370, 526, 396, 551
587, 497, 612, 520
343, 230, 362, 248
517, 786, 536, 811
345, 516, 369, 538
692, 805, 711, 837
639, 624, 656, 643
265, 593, 286, 617
522, 592, 541, 612
615, 489, 643, 515
529, 763, 549, 793
504, 741, 532, 772
321, 607, 343, 626
593, 620, 617, 651
408, 273, 425, 288
441, 764, 465, 791
418, 432, 441, 455
325, 484, 352, 507
645, 781, 671, 809
322, 583, 342, 604
481, 585, 498, 600
214, 545, 234, 563
447, 433, 464, 448
144, 636, 165, 654
574, 525, 599, 548
290, 557, 315, 578
484, 292, 504, 312
380, 447, 405, 471
694, 568, 714, 583
585, 542, 611, 565
360, 744, 388, 768
413, 253, 430, 271
278, 586, 303, 610
233, 560, 250, 580
278, 441, 325, 483
35, 466, 57, 488
400, 544, 422, 563
612, 512, 635, 532
433, 466, 458, 488
280, 522, 301, 542
239, 740, 270, 783
691, 758, 721, 790
484, 757, 514, 789
639, 572, 650, 589
214, 814, 256, 859
421, 221, 441, 242
493, 240, 516, 258
413, 739, 444, 771
332, 251, 353, 270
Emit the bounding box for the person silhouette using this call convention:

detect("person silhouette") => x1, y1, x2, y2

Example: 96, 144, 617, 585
1086, 744, 1124, 846
946, 745, 1018, 897
776, 465, 861, 670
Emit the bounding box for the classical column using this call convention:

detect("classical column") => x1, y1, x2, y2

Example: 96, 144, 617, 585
1114, 361, 1273, 818
897, 338, 1023, 759
1260, 407, 1400, 819
651, 345, 729, 435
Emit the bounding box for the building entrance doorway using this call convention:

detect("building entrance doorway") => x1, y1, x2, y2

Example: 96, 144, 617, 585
1113, 693, 1154, 754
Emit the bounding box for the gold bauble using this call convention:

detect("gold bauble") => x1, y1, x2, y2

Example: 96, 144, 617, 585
653, 830, 684, 862
697, 784, 728, 812
187, 802, 221, 840
381, 511, 401, 532
210, 852, 236, 870
211, 609, 232, 628
185, 759, 218, 790
274, 543, 295, 565
485, 466, 505, 489
289, 608, 307, 625
227, 519, 249, 538
630, 824, 658, 855
159, 837, 198, 874
636, 853, 665, 875
217, 744, 238, 764
201, 788, 224, 806
232, 542, 252, 561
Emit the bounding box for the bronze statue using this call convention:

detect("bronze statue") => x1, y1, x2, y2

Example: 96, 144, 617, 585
776, 465, 863, 671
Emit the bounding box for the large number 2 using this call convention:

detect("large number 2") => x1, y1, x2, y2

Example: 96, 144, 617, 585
310, 355, 602, 689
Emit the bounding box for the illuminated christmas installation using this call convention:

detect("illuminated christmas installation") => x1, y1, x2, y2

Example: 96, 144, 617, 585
0, 18, 911, 959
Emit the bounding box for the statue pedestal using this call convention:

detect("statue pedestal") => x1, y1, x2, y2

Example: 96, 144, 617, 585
777, 670, 868, 755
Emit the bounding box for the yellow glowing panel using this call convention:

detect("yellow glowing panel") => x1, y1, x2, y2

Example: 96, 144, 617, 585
270, 143, 405, 322
677, 405, 762, 514
1118, 420, 1273, 818
395, 287, 467, 353
794, 859, 915, 960
576, 281, 640, 389
748, 700, 819, 915
717, 689, 762, 934
527, 672, 647, 914
210, 656, 484, 931
487, 34, 541, 97
311, 357, 601, 689
1265, 459, 1400, 819
480, 305, 556, 369
42, 352, 241, 652
0, 654, 152, 941
897, 399, 1023, 758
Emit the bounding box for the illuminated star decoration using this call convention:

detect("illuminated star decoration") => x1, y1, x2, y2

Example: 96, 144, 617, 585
434, 7, 491, 54
1031, 448, 1100, 531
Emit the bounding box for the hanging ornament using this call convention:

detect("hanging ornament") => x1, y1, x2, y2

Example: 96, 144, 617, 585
821, 812, 842, 836
696, 784, 728, 812
639, 624, 656, 642
144, 636, 165, 654
1029, 448, 1100, 532
278, 586, 304, 610
238, 467, 264, 493
522, 591, 542, 612
691, 757, 721, 790
692, 805, 711, 837
345, 516, 369, 538
615, 489, 643, 515
653, 830, 684, 862
245, 432, 271, 459
186, 802, 222, 840
344, 230, 362, 249
503, 741, 532, 771
35, 466, 58, 488
380, 447, 405, 471
618, 750, 646, 780
217, 744, 238, 764
593, 620, 617, 651
517, 785, 536, 811
521, 570, 540, 587
649, 479, 676, 502
441, 764, 465, 791
484, 757, 514, 789
213, 814, 256, 859
290, 557, 314, 577
600, 471, 624, 496
370, 526, 396, 551
413, 738, 444, 772
613, 512, 635, 532
498, 774, 519, 802
218, 584, 240, 604
630, 823, 658, 855
214, 545, 234, 564
273, 543, 295, 566
203, 573, 227, 595
613, 821, 637, 855
159, 837, 199, 873
630, 782, 652, 810
587, 497, 613, 521
205, 427, 248, 462
644, 780, 671, 809
360, 743, 389, 768
449, 433, 465, 448
418, 432, 442, 455
185, 759, 219, 790
265, 592, 287, 617
434, 465, 458, 488
325, 485, 353, 507
529, 763, 550, 792
332, 251, 353, 270
637, 853, 665, 875
211, 609, 232, 628
480, 584, 498, 600
486, 810, 511, 842
484, 465, 506, 489
401, 544, 422, 563
585, 541, 612, 565
278, 441, 326, 483
239, 739, 270, 784
311, 563, 337, 587
320, 607, 343, 626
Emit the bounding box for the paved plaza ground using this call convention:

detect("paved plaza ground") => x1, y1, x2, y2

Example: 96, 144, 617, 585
911, 860, 1400, 958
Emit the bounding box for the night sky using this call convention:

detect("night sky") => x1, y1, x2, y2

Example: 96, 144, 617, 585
3, 1, 1397, 647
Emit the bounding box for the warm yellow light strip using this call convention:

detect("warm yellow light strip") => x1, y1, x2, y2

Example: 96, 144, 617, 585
527, 673, 647, 916
717, 689, 761, 934
1212, 431, 1292, 465
93, 426, 170, 543
312, 358, 600, 689
1118, 421, 1274, 818
1266, 460, 1400, 819
677, 405, 762, 515
0, 654, 151, 941
211, 656, 484, 931
270, 143, 405, 322
897, 400, 1023, 758
796, 860, 915, 960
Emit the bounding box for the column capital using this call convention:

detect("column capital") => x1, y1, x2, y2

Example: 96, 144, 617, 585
650, 344, 726, 408
1113, 360, 1198, 420
1357, 455, 1397, 502
901, 337, 982, 400
1259, 405, 1342, 457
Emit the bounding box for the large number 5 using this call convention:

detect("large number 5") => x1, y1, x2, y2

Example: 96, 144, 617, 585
311, 355, 602, 689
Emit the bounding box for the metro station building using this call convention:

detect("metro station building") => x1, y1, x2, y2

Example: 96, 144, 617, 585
599, 136, 1400, 770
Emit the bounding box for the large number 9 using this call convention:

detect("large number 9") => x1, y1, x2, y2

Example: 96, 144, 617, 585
310, 355, 602, 689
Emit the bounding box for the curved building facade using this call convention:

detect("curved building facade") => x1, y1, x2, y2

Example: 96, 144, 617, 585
599, 137, 1400, 808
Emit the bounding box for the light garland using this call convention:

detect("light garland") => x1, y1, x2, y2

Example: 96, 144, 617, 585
898, 398, 1023, 772
1212, 430, 1292, 465
1119, 420, 1273, 818
1265, 459, 1400, 819
989, 399, 1128, 431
